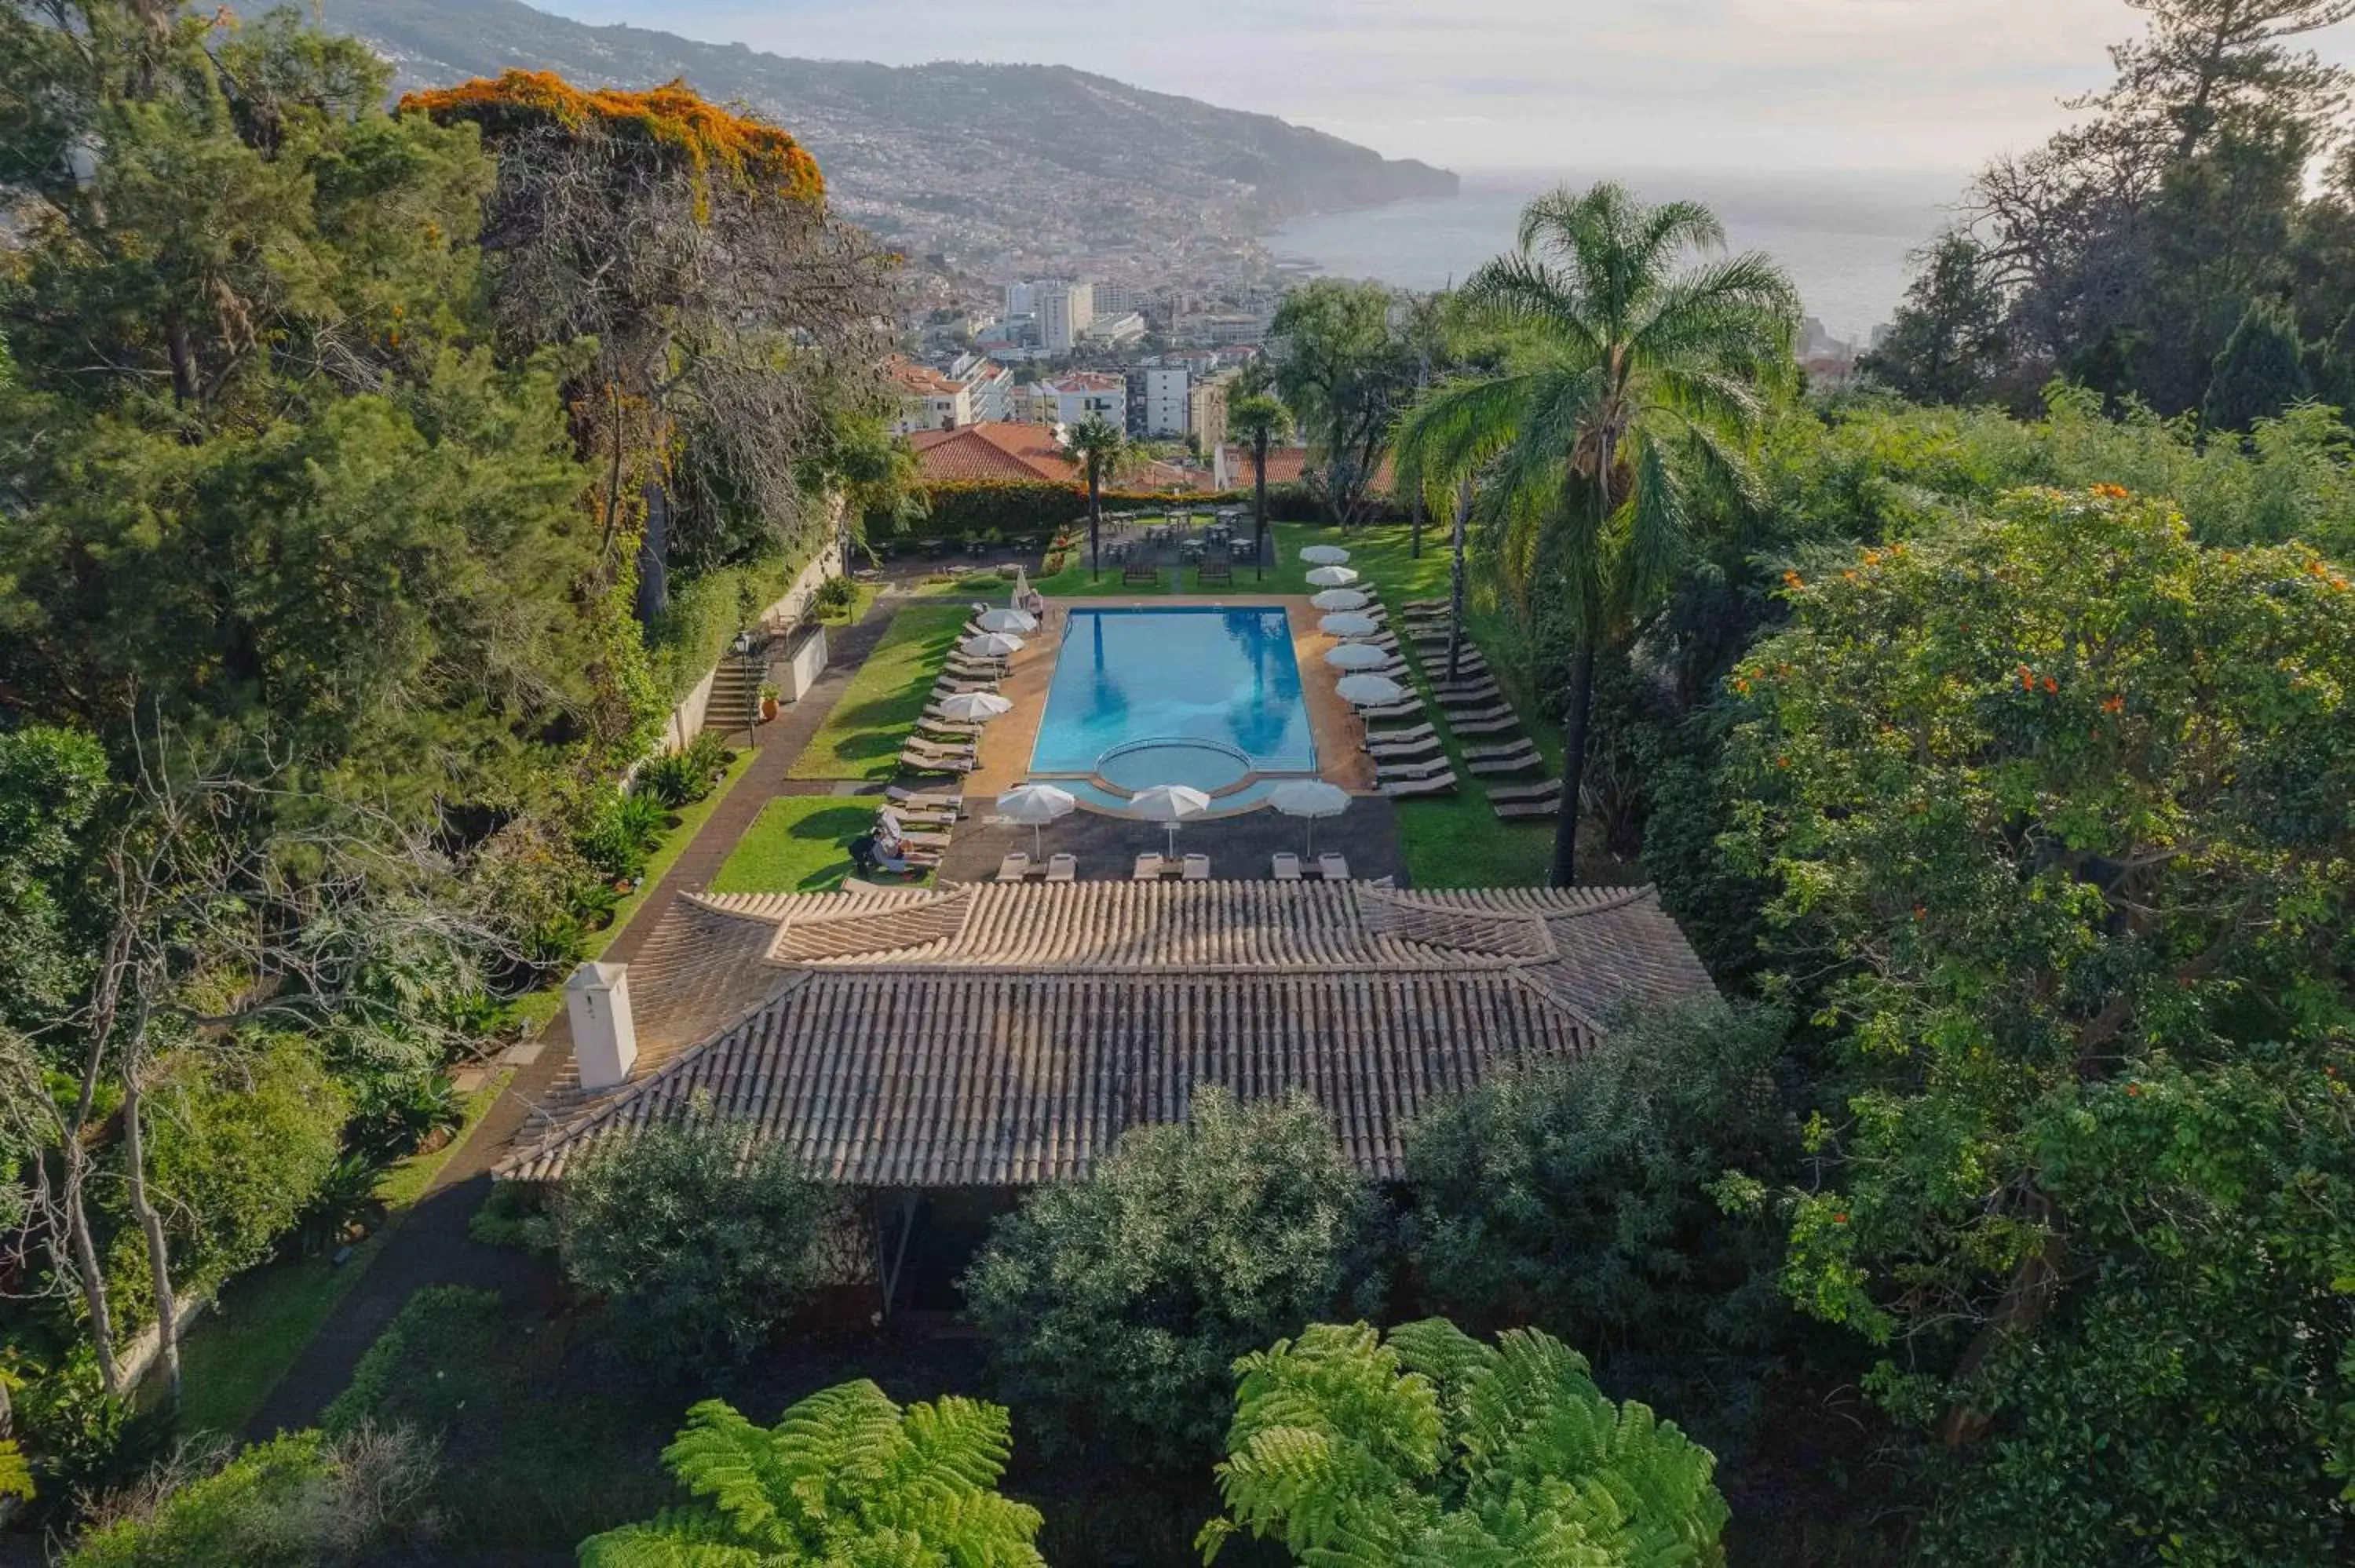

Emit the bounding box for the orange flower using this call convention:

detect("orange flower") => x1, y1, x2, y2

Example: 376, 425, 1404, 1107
2043, 675, 2058, 694
2125, 1084, 2141, 1096
1784, 570, 1806, 589
1863, 549, 1883, 567
2101, 694, 2125, 714
2018, 665, 2035, 691
1842, 570, 1859, 583
1833, 1212, 1849, 1224
2090, 483, 2129, 500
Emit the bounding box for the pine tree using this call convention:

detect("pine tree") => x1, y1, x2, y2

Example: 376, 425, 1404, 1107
2203, 297, 2311, 431
1860, 233, 2012, 403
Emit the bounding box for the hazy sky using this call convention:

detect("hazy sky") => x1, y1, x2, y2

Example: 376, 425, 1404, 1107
533, 0, 2355, 177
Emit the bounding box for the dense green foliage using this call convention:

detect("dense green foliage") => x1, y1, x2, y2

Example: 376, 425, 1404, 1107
2204, 296, 2314, 432
554, 1121, 839, 1373
64, 1425, 440, 1568
1199, 1318, 1729, 1567
962, 1089, 1378, 1465
1403, 1003, 1797, 1437
1268, 279, 1415, 527
1728, 486, 2354, 1558
577, 1384, 1045, 1567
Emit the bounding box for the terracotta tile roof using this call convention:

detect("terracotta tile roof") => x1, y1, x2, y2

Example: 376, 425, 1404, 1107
1218, 446, 1397, 493
907, 422, 1079, 484
888, 357, 965, 396
1042, 371, 1126, 393
499, 882, 1716, 1187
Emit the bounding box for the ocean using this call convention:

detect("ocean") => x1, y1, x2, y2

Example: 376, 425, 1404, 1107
1270, 167, 1966, 345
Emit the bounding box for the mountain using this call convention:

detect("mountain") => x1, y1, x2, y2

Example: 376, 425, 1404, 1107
319, 0, 1458, 283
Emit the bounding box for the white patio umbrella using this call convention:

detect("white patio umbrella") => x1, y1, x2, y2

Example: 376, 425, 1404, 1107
1126, 782, 1212, 860
975, 607, 1039, 634
1269, 779, 1351, 856
1324, 642, 1393, 671
1318, 612, 1380, 638
1334, 673, 1405, 708
996, 782, 1077, 859
962, 632, 1026, 661
1310, 588, 1371, 611
1305, 565, 1360, 589
936, 691, 1013, 723
1299, 544, 1352, 566
1009, 565, 1032, 605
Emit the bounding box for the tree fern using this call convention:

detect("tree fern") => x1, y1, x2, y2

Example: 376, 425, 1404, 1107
580, 1382, 1044, 1567
1201, 1318, 1728, 1567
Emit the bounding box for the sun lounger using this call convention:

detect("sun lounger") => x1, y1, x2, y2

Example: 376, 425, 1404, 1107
1493, 797, 1559, 819
1047, 853, 1078, 883
1182, 854, 1211, 881
1440, 700, 1514, 724
1431, 677, 1502, 701
1272, 852, 1303, 881
897, 746, 976, 774
1365, 723, 1437, 746
1488, 778, 1564, 804
885, 786, 963, 811
1459, 738, 1532, 760
901, 735, 977, 759
1358, 699, 1425, 722
1377, 756, 1456, 782
1381, 772, 1459, 799
1133, 853, 1164, 881
995, 852, 1031, 883
1318, 852, 1350, 881
1367, 735, 1445, 762
1451, 715, 1523, 736
1402, 597, 1448, 612
1467, 747, 1543, 776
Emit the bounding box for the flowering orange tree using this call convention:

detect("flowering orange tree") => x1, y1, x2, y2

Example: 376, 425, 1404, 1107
404, 71, 893, 694
1725, 487, 2355, 1559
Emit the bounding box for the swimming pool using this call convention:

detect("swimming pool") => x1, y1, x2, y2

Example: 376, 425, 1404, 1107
1031, 607, 1317, 793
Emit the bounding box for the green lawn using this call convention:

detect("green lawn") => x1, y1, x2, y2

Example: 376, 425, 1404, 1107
173, 1069, 515, 1438
787, 602, 971, 780
711, 796, 905, 893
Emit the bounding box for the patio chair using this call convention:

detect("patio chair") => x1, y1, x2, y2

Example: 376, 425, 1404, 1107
1123, 561, 1159, 586
1197, 558, 1232, 585
1133, 853, 1165, 881
1182, 854, 1211, 881
1272, 852, 1304, 881
1318, 852, 1350, 881
1046, 853, 1078, 883
995, 851, 1032, 883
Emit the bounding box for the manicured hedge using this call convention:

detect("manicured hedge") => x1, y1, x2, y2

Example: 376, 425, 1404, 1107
881, 479, 1408, 547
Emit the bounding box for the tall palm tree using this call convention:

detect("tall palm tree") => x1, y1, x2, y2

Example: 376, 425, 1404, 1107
1059, 414, 1127, 580
1226, 388, 1290, 580
1396, 182, 1798, 888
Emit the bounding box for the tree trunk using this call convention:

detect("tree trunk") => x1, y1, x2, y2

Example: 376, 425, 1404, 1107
61, 1155, 122, 1396
1550, 643, 1595, 889
1088, 471, 1102, 581
119, 1059, 182, 1410
1254, 438, 1269, 582
166, 315, 199, 407
1445, 479, 1471, 684
633, 480, 670, 628
1411, 490, 1425, 559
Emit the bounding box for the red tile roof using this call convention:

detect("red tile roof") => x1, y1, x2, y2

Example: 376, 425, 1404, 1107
908, 422, 1079, 484
1220, 445, 1395, 493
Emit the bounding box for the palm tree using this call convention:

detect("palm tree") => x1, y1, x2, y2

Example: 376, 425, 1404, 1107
1226, 388, 1290, 581
1058, 414, 1127, 580
1395, 183, 1797, 887
579, 1383, 1046, 1566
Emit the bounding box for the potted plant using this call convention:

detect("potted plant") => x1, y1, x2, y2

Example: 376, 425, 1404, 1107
759, 682, 782, 722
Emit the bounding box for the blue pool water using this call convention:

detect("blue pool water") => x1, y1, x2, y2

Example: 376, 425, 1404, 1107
1032, 608, 1316, 790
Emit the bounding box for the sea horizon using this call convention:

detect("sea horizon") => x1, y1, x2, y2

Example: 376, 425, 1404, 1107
1273, 164, 1970, 344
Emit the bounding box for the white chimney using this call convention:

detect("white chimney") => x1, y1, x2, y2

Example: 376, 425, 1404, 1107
565, 961, 638, 1091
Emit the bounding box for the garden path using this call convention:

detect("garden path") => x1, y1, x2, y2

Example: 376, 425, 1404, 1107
243, 596, 907, 1439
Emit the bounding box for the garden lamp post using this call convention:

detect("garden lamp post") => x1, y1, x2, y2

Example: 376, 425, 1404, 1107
732, 630, 761, 749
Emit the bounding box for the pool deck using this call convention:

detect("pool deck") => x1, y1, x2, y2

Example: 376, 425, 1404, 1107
964, 594, 1378, 804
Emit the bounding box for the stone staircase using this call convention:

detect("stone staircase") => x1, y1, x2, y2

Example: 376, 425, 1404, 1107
701, 656, 765, 738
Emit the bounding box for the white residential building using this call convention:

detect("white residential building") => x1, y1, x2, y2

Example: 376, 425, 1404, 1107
1035, 371, 1126, 428
1094, 282, 1148, 315
948, 352, 1016, 424
887, 358, 973, 436
1003, 281, 1038, 319
1080, 311, 1147, 348
1140, 365, 1191, 439
1038, 282, 1095, 352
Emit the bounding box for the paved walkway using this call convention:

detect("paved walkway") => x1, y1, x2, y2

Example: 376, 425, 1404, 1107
244, 599, 905, 1439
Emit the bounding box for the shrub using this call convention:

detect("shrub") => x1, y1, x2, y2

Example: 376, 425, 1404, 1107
323, 1287, 503, 1437
466, 1180, 555, 1253
812, 574, 857, 618
631, 750, 704, 811
1403, 1001, 1798, 1445
67, 1425, 440, 1568
644, 549, 809, 703
962, 1088, 1379, 1465
553, 1121, 838, 1373
575, 790, 668, 883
